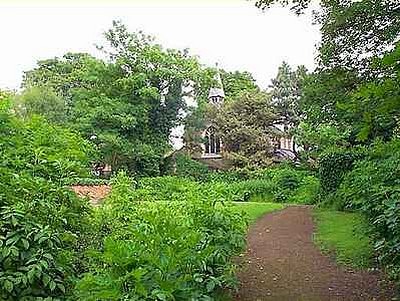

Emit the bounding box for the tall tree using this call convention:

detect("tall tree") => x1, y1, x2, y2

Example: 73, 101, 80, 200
13, 86, 67, 124
256, 0, 400, 150
22, 21, 204, 176
214, 91, 279, 167
220, 70, 260, 100
269, 62, 307, 127
340, 44, 400, 142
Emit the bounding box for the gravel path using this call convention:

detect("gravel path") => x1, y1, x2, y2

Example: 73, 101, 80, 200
233, 206, 396, 301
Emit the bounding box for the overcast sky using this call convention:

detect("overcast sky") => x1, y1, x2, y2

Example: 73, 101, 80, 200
0, 0, 321, 91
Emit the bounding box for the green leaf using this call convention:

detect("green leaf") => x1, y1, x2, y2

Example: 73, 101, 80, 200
49, 281, 56, 291
57, 283, 66, 293
206, 280, 216, 292
2, 247, 11, 258
22, 238, 29, 250
42, 274, 50, 286
27, 269, 36, 283
4, 279, 13, 293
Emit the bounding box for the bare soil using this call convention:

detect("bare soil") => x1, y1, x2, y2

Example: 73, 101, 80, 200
70, 185, 110, 206
233, 206, 397, 301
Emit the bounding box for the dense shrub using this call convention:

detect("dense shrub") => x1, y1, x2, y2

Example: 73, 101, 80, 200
200, 169, 251, 184
221, 166, 319, 204
137, 165, 320, 205
163, 154, 210, 180
336, 140, 400, 281
0, 207, 66, 300
0, 174, 93, 300
0, 104, 94, 300
318, 149, 364, 195
292, 175, 320, 204
137, 176, 201, 202
76, 172, 247, 300
0, 112, 94, 183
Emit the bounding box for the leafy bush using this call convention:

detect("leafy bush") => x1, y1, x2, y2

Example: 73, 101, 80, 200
0, 111, 94, 183
0, 103, 94, 300
138, 165, 319, 205
224, 179, 272, 202
336, 140, 400, 281
0, 173, 93, 300
0, 207, 66, 300
137, 176, 201, 202
200, 169, 251, 184
228, 166, 319, 204
163, 154, 210, 180
318, 149, 363, 195
292, 175, 320, 204
76, 172, 247, 300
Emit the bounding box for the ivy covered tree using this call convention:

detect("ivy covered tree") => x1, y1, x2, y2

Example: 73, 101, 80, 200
214, 91, 279, 167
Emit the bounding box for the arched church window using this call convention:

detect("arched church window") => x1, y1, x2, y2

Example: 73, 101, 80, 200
204, 126, 221, 155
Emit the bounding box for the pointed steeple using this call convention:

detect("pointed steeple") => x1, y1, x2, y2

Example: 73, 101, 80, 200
208, 63, 225, 105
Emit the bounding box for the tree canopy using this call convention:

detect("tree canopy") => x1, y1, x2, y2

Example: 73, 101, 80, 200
21, 21, 206, 176
214, 91, 279, 167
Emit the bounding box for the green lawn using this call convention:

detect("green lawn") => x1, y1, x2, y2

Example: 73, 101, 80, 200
313, 209, 373, 269
232, 202, 284, 223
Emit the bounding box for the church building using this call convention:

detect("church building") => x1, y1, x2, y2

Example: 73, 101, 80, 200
191, 69, 296, 170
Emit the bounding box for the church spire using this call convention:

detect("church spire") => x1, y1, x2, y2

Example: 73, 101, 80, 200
208, 63, 225, 105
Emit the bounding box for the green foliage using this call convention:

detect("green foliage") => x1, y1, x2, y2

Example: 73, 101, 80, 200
23, 21, 208, 176
13, 86, 67, 125
340, 44, 400, 142
163, 154, 210, 179
0, 172, 93, 300
0, 176, 92, 300
215, 91, 279, 168
0, 207, 66, 300
137, 176, 201, 202
199, 169, 250, 184
76, 172, 247, 300
270, 62, 307, 127
255, 0, 400, 285
0, 102, 94, 300
313, 209, 373, 269
318, 149, 363, 196
137, 165, 319, 205
220, 70, 260, 100
294, 122, 350, 160
335, 140, 400, 280
0, 106, 93, 183
252, 166, 319, 204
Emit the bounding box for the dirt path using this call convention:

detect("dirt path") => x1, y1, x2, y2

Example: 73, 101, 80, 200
233, 206, 396, 301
